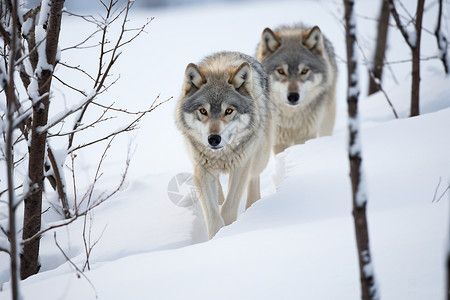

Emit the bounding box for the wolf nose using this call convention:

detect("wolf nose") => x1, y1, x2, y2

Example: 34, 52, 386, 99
287, 92, 299, 103
208, 135, 222, 147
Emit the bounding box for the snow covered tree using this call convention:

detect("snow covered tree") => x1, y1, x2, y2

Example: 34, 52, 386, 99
2, 0, 23, 297
388, 0, 425, 117
0, 0, 161, 290
368, 0, 390, 96
19, 0, 66, 280
343, 0, 379, 299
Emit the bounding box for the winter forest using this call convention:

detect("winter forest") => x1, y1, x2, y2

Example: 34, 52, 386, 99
0, 0, 449, 299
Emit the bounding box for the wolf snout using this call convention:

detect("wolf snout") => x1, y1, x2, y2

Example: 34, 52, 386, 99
208, 134, 222, 147
287, 92, 300, 104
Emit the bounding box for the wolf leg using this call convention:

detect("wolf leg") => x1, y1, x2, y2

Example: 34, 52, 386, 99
194, 167, 225, 239
220, 165, 251, 225
217, 176, 225, 205
245, 176, 261, 210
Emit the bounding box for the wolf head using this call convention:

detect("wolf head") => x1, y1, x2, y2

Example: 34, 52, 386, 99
256, 25, 332, 108
176, 52, 266, 152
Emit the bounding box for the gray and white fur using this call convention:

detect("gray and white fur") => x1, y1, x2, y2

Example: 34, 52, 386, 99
175, 51, 274, 239
256, 24, 337, 154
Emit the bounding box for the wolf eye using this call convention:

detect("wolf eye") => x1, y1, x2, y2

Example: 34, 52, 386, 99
225, 108, 234, 115
199, 108, 207, 116
276, 68, 286, 75
301, 68, 310, 75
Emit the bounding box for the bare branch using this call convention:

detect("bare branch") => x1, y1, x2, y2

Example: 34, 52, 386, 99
47, 106, 114, 138
22, 135, 132, 246
53, 232, 98, 297
21, 213, 80, 245
388, 0, 415, 48
103, 17, 154, 55
435, 0, 449, 74
432, 177, 450, 203
70, 153, 78, 212
62, 11, 98, 25
53, 74, 88, 97
82, 213, 107, 272
68, 121, 135, 153
69, 95, 172, 153
37, 90, 98, 134
60, 29, 102, 52
58, 61, 97, 84
67, 0, 147, 150
354, 30, 398, 118
0, 184, 22, 198
384, 56, 439, 65
91, 100, 161, 115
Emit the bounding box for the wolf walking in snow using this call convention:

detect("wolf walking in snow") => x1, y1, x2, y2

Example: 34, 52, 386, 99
256, 24, 338, 154
175, 51, 274, 239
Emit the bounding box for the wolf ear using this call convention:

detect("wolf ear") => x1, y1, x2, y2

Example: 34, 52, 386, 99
260, 28, 281, 57
303, 26, 324, 55
183, 63, 206, 94
229, 62, 252, 92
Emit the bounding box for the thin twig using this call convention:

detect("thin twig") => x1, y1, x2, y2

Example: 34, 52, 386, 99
22, 133, 133, 246
58, 61, 97, 83
354, 29, 399, 118
432, 177, 450, 203
60, 29, 102, 52
68, 0, 148, 150
388, 0, 414, 48
384, 56, 439, 65
69, 96, 172, 153
53, 232, 98, 298
70, 153, 78, 212
53, 74, 88, 97
47, 108, 115, 138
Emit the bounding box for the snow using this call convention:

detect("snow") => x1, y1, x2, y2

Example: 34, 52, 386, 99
0, 0, 449, 299
35, 25, 52, 77
407, 29, 417, 48
35, 0, 53, 77
0, 58, 8, 88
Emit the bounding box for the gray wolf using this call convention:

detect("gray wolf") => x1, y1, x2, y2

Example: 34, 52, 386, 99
256, 24, 337, 154
175, 51, 274, 239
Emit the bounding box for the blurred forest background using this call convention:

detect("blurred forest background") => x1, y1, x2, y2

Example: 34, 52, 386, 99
25, 0, 259, 11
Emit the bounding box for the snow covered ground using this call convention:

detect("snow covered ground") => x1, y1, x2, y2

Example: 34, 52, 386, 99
0, 0, 449, 299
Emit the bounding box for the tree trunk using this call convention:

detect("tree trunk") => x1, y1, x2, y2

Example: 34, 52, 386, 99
368, 0, 390, 95
344, 0, 379, 299
6, 0, 21, 297
448, 249, 450, 300
410, 0, 425, 117
21, 0, 66, 280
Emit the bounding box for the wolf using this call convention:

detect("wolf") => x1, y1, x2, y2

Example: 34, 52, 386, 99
175, 51, 273, 239
256, 24, 337, 154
